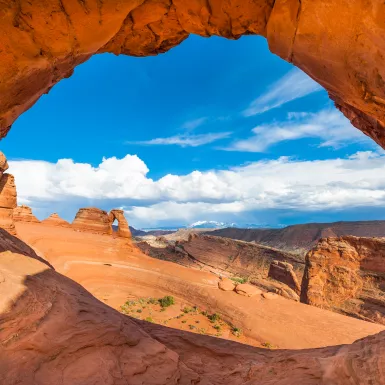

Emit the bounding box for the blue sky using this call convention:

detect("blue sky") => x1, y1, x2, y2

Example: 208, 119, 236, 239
4, 35, 385, 228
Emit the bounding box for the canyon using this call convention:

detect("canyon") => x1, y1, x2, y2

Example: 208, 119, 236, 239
1, 1, 385, 383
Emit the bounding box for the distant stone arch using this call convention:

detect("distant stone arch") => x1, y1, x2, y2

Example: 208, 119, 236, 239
108, 209, 132, 239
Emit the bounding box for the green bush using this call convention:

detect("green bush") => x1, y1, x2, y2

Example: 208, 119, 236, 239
158, 296, 175, 308
207, 313, 221, 323
230, 277, 248, 284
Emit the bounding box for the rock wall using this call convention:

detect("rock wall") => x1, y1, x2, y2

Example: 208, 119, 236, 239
109, 209, 132, 239
13, 205, 40, 223
301, 236, 385, 324
0, 152, 17, 235
0, 1, 385, 147
41, 213, 71, 227
72, 207, 112, 235
268, 260, 301, 294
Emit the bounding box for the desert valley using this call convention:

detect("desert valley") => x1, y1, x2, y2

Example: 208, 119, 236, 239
1, 1, 385, 384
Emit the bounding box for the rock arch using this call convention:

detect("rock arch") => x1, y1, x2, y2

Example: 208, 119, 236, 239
0, 0, 384, 147
108, 209, 132, 239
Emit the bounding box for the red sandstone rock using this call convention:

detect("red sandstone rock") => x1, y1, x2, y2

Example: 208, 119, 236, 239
0, 1, 384, 147
235, 283, 262, 297
218, 277, 235, 291
41, 213, 71, 227
13, 205, 40, 223
268, 260, 301, 294
72, 207, 112, 235
301, 236, 385, 324
109, 209, 131, 239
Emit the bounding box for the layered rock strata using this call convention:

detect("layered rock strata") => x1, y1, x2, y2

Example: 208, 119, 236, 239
301, 236, 385, 324
72, 207, 112, 235
13, 205, 40, 223
109, 209, 132, 239
0, 152, 17, 235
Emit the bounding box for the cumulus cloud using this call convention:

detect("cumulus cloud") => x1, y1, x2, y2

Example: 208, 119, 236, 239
9, 150, 385, 227
226, 108, 371, 152
127, 132, 232, 147
243, 68, 323, 116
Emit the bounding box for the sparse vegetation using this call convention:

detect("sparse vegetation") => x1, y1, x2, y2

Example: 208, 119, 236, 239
261, 342, 274, 349
189, 324, 196, 330
158, 296, 175, 308
230, 277, 248, 284
231, 327, 242, 337
145, 317, 154, 323
207, 313, 221, 323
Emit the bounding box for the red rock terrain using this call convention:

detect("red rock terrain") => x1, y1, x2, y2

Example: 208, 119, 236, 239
211, 220, 385, 254
1, 1, 385, 146
72, 207, 112, 235
301, 236, 385, 325
41, 212, 71, 227
0, 152, 17, 235
0, 222, 383, 384
13, 205, 40, 223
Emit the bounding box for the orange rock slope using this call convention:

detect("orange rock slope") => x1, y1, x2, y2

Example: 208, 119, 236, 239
0, 1, 385, 146
0, 223, 384, 385
41, 212, 71, 227
72, 207, 112, 235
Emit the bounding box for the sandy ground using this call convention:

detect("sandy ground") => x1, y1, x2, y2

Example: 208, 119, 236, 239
16, 222, 385, 350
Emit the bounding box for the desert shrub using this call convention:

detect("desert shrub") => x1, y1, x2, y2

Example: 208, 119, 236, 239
213, 324, 221, 331
145, 317, 154, 323
158, 296, 175, 308
231, 327, 242, 337
189, 325, 196, 330
262, 342, 274, 349
207, 313, 221, 323
230, 277, 248, 284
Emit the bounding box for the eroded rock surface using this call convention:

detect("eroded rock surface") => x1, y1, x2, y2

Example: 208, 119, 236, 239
0, 152, 17, 235
13, 205, 40, 223
301, 236, 385, 324
109, 209, 132, 239
72, 207, 112, 235
42, 213, 71, 227
268, 260, 301, 294
1, 1, 385, 147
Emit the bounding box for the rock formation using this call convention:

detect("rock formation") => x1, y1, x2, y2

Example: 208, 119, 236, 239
109, 209, 132, 239
235, 283, 263, 297
268, 260, 301, 294
1, 246, 385, 385
72, 207, 112, 235
1, 1, 385, 148
41, 213, 71, 227
13, 205, 40, 223
301, 236, 385, 324
0, 152, 17, 235
218, 277, 236, 291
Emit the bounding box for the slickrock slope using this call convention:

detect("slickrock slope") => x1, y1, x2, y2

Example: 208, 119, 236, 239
0, 152, 17, 235
72, 207, 112, 235
41, 213, 71, 227
211, 220, 385, 254
3, 224, 385, 384
301, 236, 385, 324
0, 1, 385, 146
13, 205, 40, 223
109, 209, 131, 239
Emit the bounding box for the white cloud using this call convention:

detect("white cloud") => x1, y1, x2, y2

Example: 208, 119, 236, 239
226, 108, 371, 152
243, 68, 323, 116
127, 132, 231, 147
9, 150, 385, 227
181, 117, 208, 131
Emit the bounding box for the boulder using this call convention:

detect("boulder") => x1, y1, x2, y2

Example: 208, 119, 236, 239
235, 283, 263, 297
268, 260, 301, 294
218, 278, 235, 291
13, 205, 40, 223
72, 207, 112, 235
41, 213, 71, 227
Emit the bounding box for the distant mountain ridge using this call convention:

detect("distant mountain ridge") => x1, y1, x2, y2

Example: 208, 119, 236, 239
208, 220, 385, 254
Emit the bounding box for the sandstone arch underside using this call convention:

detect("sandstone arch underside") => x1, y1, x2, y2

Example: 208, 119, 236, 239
0, 0, 385, 147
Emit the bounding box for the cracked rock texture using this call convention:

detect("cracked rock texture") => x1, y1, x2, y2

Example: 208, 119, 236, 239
301, 236, 385, 324
0, 0, 385, 146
